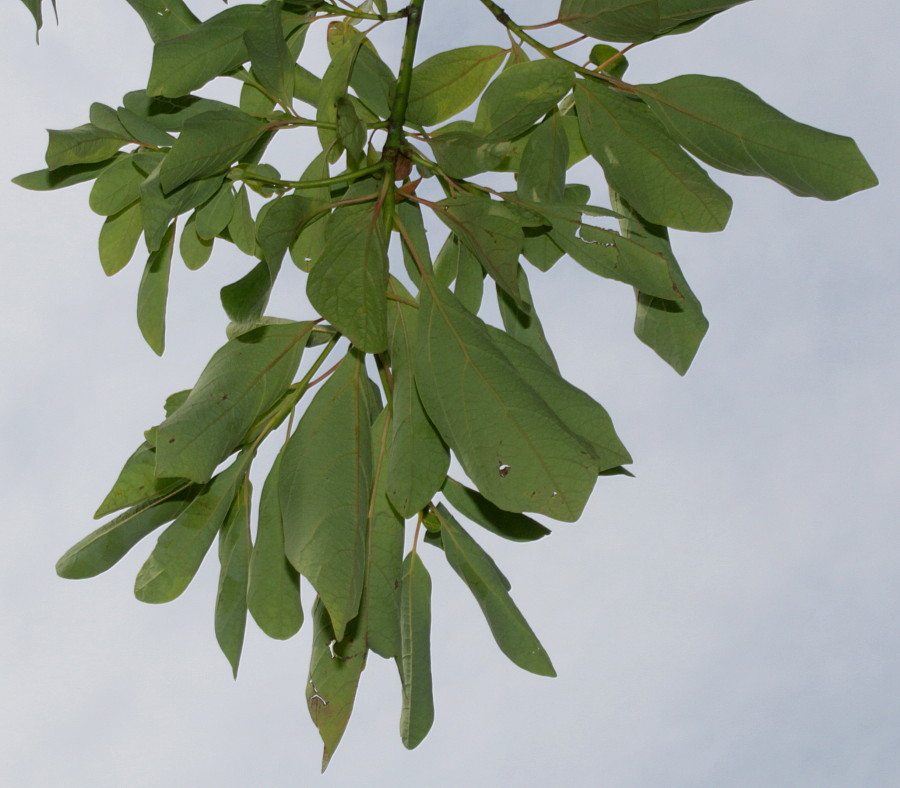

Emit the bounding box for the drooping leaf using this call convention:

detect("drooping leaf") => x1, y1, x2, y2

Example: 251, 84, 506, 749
139, 161, 220, 251
575, 79, 732, 232
256, 193, 312, 268
248, 448, 303, 639
147, 5, 266, 97
516, 112, 568, 204
611, 190, 709, 374
194, 183, 235, 240
288, 153, 330, 271
56, 487, 197, 580
433, 504, 555, 676
415, 285, 599, 521
17, 0, 56, 37
244, 2, 297, 108
473, 59, 575, 141
280, 349, 373, 641
385, 278, 449, 517
398, 551, 434, 749
496, 265, 559, 372
179, 212, 214, 270
228, 185, 257, 255
155, 321, 312, 483
441, 477, 550, 542
99, 201, 144, 276
220, 260, 278, 329
406, 46, 505, 127
558, 0, 751, 43
326, 24, 396, 120
636, 75, 879, 200
215, 478, 252, 677
13, 158, 119, 192
134, 450, 253, 603
428, 122, 507, 179
89, 155, 146, 216
137, 222, 175, 355
159, 109, 267, 194
306, 597, 366, 772
306, 196, 389, 352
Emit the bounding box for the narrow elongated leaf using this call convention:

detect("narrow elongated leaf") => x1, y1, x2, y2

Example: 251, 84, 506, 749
407, 46, 505, 126
636, 75, 878, 200
125, 0, 199, 42
13, 158, 119, 191
99, 201, 144, 276
280, 349, 373, 641
156, 321, 312, 483
327, 24, 396, 120
398, 551, 434, 749
516, 112, 568, 204
17, 0, 56, 36
316, 28, 358, 156
228, 185, 257, 255
496, 266, 559, 372
95, 441, 186, 519
306, 199, 389, 352
385, 278, 449, 518
575, 79, 732, 232
434, 504, 555, 676
123, 91, 235, 133
415, 285, 599, 521
611, 190, 708, 374
148, 5, 265, 97
363, 409, 404, 659
56, 488, 197, 580
116, 107, 177, 148
134, 451, 253, 603
441, 477, 550, 542
160, 110, 267, 194
474, 60, 574, 141
558, 0, 751, 43
306, 597, 366, 772
248, 449, 302, 639
215, 479, 252, 677
486, 325, 632, 471
137, 223, 175, 355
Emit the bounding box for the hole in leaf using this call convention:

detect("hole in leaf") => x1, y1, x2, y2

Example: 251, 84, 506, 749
498, 464, 510, 477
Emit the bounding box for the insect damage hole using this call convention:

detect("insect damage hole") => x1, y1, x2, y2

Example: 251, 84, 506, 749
498, 464, 511, 477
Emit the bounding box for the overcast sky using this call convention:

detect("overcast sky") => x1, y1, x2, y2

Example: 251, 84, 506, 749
1, 1, 898, 786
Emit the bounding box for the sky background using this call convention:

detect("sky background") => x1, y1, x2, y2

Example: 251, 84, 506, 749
1, 1, 898, 786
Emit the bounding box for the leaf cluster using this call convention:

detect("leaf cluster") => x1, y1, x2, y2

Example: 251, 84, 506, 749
15, 0, 876, 768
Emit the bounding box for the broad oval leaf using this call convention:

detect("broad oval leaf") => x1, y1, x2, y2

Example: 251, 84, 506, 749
155, 321, 313, 482
99, 201, 144, 276
407, 45, 505, 127
575, 79, 732, 232
636, 75, 878, 200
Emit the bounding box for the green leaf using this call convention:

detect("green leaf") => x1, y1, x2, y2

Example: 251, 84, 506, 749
326, 24, 396, 120
56, 488, 197, 580
406, 46, 505, 127
244, 3, 297, 108
288, 153, 330, 271
636, 75, 879, 200
611, 190, 708, 374
139, 162, 221, 251
306, 597, 366, 772
156, 321, 312, 483
179, 212, 213, 269
228, 185, 257, 255
12, 158, 119, 192
558, 0, 751, 43
124, 0, 199, 42
248, 448, 303, 639
415, 285, 599, 521
516, 112, 568, 204
473, 60, 574, 141
316, 28, 359, 158
215, 478, 252, 677
195, 183, 235, 239
441, 477, 550, 542
335, 97, 365, 166
429, 122, 507, 179
575, 79, 732, 232
116, 107, 178, 148
589, 44, 629, 79
220, 260, 278, 330
363, 409, 404, 659
89, 103, 132, 138
486, 324, 632, 471
137, 222, 175, 356
123, 91, 235, 133
280, 349, 373, 641
95, 441, 187, 519
159, 109, 267, 194
148, 5, 266, 97
433, 504, 555, 676
45, 124, 128, 171
398, 551, 434, 749
134, 450, 253, 604
306, 197, 389, 353
17, 0, 56, 37
99, 201, 144, 276
385, 280, 449, 517
257, 193, 312, 268
434, 196, 523, 305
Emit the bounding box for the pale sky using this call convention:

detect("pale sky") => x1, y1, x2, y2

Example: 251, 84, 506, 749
1, 1, 898, 786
